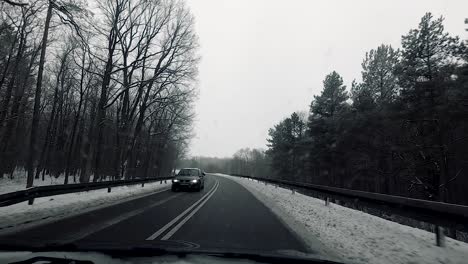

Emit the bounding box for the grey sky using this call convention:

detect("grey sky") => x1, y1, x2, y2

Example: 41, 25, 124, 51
185, 0, 468, 158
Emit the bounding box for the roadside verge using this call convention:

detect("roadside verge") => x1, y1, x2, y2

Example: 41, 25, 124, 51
0, 181, 171, 236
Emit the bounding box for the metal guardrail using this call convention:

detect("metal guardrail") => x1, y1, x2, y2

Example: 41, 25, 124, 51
229, 174, 468, 237
0, 177, 173, 207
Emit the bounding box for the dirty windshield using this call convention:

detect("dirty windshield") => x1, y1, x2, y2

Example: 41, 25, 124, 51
0, 0, 468, 264
178, 169, 199, 177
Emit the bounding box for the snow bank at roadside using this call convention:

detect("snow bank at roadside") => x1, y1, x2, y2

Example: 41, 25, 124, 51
220, 174, 468, 264
0, 169, 65, 195
0, 169, 120, 195
0, 181, 170, 235
0, 168, 180, 195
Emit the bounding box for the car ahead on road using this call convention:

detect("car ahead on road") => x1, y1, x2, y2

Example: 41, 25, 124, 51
171, 168, 205, 192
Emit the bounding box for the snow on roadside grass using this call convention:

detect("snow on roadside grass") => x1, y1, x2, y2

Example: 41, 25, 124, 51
0, 169, 65, 195
0, 168, 179, 195
0, 181, 170, 234
223, 175, 468, 264
0, 170, 122, 195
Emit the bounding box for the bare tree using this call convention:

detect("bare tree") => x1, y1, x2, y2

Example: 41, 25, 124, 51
1, 0, 28, 7
0, 0, 199, 187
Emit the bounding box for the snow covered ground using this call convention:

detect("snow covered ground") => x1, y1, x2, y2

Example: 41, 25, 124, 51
0, 168, 66, 195
0, 168, 115, 195
219, 174, 468, 264
0, 168, 180, 195
0, 180, 171, 235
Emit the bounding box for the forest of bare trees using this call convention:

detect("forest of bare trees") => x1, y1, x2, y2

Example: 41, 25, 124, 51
0, 0, 199, 187
180, 148, 271, 178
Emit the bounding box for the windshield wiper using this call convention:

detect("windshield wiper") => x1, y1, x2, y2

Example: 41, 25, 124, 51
0, 242, 343, 264
206, 251, 343, 264
9, 256, 93, 264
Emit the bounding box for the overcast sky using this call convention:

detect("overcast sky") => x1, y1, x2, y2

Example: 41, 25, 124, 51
185, 0, 468, 158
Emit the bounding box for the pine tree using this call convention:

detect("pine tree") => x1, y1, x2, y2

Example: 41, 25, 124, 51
399, 13, 461, 89
396, 12, 464, 201
350, 80, 376, 112
266, 112, 306, 179
361, 44, 400, 104
307, 71, 349, 185
310, 71, 348, 118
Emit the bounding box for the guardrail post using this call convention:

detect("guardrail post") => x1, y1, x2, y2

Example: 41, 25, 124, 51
436, 226, 446, 247
160, 180, 162, 184
141, 183, 145, 187
165, 180, 167, 184
325, 197, 330, 206
107, 187, 111, 193
28, 197, 34, 205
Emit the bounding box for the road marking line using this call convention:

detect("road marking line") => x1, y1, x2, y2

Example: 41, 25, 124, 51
63, 192, 183, 243
145, 180, 219, 241
161, 181, 219, 240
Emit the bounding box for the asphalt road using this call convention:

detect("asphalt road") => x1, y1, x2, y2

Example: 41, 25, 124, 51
0, 174, 310, 254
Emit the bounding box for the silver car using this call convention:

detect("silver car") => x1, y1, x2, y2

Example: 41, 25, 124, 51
171, 168, 205, 192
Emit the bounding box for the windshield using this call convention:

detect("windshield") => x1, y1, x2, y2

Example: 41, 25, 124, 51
1, 1, 468, 264
177, 169, 199, 177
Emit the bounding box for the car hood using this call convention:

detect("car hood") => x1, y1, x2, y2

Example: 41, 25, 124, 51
0, 239, 344, 264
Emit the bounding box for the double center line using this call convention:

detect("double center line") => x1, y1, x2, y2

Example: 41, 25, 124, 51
146, 179, 219, 241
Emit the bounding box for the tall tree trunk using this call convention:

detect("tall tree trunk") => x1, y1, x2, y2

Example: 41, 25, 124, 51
64, 89, 84, 184
0, 21, 25, 130
26, 2, 53, 188
0, 29, 19, 96
0, 47, 36, 177
93, 64, 112, 182
35, 64, 63, 180
76, 86, 90, 182
93, 6, 120, 181
64, 51, 87, 184
79, 89, 96, 183
0, 25, 26, 175
113, 103, 122, 180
